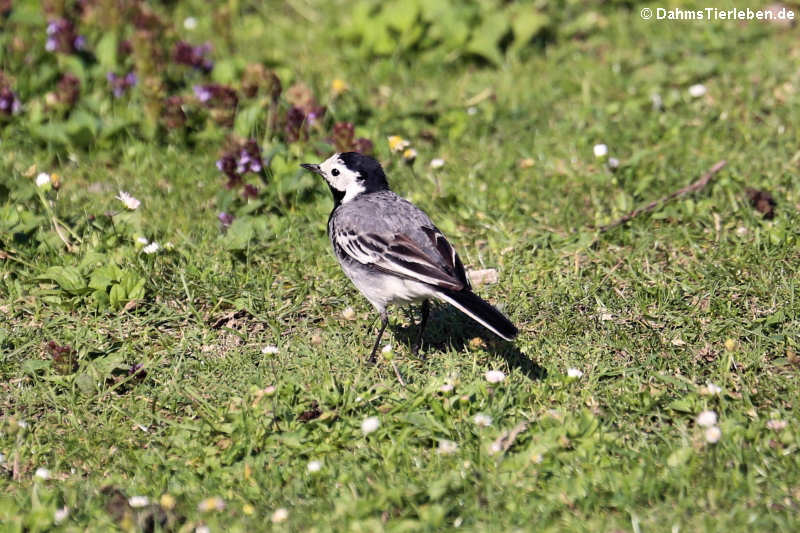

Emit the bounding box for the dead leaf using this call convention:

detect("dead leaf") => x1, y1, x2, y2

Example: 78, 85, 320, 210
745, 187, 776, 219
488, 422, 528, 455
467, 268, 498, 287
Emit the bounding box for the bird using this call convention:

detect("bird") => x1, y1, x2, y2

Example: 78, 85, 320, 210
301, 152, 518, 362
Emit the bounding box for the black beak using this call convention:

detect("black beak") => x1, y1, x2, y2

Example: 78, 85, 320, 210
301, 163, 321, 175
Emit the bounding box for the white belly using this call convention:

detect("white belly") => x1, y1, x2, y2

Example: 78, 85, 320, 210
347, 269, 433, 312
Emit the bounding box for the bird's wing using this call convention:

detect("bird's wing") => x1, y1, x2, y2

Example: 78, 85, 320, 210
334, 227, 468, 291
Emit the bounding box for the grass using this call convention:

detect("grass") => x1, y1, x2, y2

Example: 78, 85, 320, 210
2, 1, 800, 531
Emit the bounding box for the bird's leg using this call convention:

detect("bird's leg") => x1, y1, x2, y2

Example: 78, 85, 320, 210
368, 311, 389, 364
412, 299, 430, 358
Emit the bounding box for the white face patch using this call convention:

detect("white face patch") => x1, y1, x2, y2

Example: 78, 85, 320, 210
319, 153, 365, 203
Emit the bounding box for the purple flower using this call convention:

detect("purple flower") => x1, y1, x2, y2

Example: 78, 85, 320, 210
45, 18, 85, 55
285, 106, 307, 143
107, 71, 137, 98
173, 41, 214, 73
193, 84, 237, 109
242, 184, 259, 199
193, 84, 211, 103
332, 122, 355, 152
218, 212, 234, 228
0, 86, 21, 116
353, 137, 374, 155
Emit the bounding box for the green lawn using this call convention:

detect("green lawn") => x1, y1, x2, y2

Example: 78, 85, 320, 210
2, 1, 799, 531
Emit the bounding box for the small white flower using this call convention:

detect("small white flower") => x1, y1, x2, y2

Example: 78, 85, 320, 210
54, 507, 69, 524
466, 106, 478, 115
696, 410, 717, 427
307, 460, 322, 473
704, 426, 721, 443
567, 367, 584, 379
706, 382, 722, 395
651, 93, 663, 110
430, 158, 445, 169
34, 467, 51, 479
17, 419, 28, 428
439, 382, 454, 393
361, 416, 380, 435
593, 144, 608, 158
116, 191, 141, 210
195, 526, 210, 533
381, 344, 392, 354
688, 84, 707, 98
402, 148, 418, 161
183, 17, 198, 30
607, 157, 619, 169
387, 136, 410, 152
473, 413, 492, 427
341, 307, 356, 320
142, 242, 160, 254
271, 508, 289, 523
128, 496, 150, 508
767, 419, 787, 431
438, 440, 458, 455
136, 237, 149, 245
197, 496, 225, 512
35, 172, 51, 187
485, 370, 505, 383
261, 345, 279, 355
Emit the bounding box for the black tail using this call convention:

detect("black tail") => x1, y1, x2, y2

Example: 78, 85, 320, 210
436, 289, 518, 341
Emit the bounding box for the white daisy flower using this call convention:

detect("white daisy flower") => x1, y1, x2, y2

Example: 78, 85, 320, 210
706, 382, 722, 395
696, 410, 717, 428
567, 367, 584, 379
767, 420, 787, 431
271, 508, 289, 523
439, 382, 454, 393
197, 496, 225, 512
128, 496, 150, 508
387, 136, 410, 153
35, 172, 51, 187
485, 370, 505, 383
704, 426, 721, 443
116, 191, 141, 210
361, 416, 380, 435
688, 84, 707, 98
261, 345, 279, 355
54, 507, 69, 524
473, 413, 492, 427
142, 242, 160, 254
430, 158, 445, 169
438, 440, 458, 454
593, 144, 608, 158
34, 467, 51, 479
183, 17, 198, 30
307, 460, 322, 473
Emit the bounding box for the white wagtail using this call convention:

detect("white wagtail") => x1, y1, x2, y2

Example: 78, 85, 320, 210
301, 152, 518, 362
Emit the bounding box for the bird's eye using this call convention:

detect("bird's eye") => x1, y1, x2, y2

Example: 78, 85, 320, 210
331, 168, 340, 176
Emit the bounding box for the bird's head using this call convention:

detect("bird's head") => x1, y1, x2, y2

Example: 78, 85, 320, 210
301, 152, 389, 205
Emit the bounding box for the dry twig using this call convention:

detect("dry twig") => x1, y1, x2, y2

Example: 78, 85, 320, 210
598, 160, 727, 232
